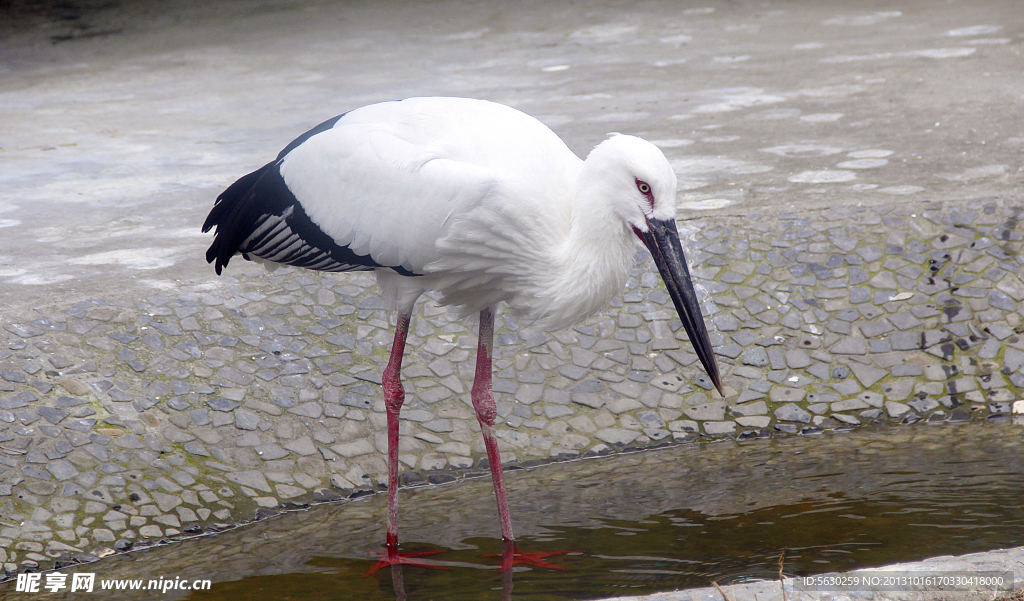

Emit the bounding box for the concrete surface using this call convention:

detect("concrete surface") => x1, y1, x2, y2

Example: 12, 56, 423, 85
1, 0, 1024, 599
619, 548, 1024, 601
1, 0, 1022, 318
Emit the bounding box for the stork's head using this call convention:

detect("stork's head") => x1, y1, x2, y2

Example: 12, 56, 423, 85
584, 134, 679, 231
583, 134, 723, 395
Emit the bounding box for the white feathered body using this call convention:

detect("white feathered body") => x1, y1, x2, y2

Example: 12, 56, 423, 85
206, 97, 677, 330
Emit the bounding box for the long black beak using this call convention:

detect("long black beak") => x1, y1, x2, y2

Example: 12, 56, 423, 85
638, 218, 723, 396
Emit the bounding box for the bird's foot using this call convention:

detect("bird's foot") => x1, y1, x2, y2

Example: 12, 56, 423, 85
364, 543, 448, 576
482, 540, 580, 571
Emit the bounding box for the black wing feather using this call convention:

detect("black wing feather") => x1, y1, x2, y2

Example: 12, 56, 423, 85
202, 114, 419, 277
275, 113, 346, 160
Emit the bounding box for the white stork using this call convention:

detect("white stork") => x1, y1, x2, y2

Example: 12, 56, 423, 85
203, 97, 722, 572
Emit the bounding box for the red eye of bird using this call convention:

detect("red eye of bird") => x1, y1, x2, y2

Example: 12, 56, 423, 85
636, 179, 654, 207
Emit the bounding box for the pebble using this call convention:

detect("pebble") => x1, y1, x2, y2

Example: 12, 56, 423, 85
775, 403, 812, 423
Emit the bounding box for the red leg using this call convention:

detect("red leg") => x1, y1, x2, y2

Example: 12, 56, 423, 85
384, 310, 411, 549
473, 306, 515, 542
365, 310, 446, 576
475, 309, 580, 572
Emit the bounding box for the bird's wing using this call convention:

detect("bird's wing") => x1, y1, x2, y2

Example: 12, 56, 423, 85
279, 124, 496, 273
204, 97, 581, 285
203, 114, 496, 276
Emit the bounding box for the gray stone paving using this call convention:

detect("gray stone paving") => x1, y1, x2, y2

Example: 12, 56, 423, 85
3, 197, 1024, 576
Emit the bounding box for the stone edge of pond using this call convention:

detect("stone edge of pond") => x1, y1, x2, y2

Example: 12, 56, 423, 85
601, 544, 1024, 601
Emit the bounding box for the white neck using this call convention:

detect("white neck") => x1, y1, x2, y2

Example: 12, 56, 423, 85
526, 168, 637, 330
427, 135, 663, 330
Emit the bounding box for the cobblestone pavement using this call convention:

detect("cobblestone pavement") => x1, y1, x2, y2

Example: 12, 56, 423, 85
1, 0, 1023, 593
3, 197, 1024, 578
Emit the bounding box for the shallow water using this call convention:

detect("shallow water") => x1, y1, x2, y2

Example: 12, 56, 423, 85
7, 421, 1023, 601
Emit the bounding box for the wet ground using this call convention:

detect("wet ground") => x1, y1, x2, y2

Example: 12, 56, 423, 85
1, 0, 1024, 599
